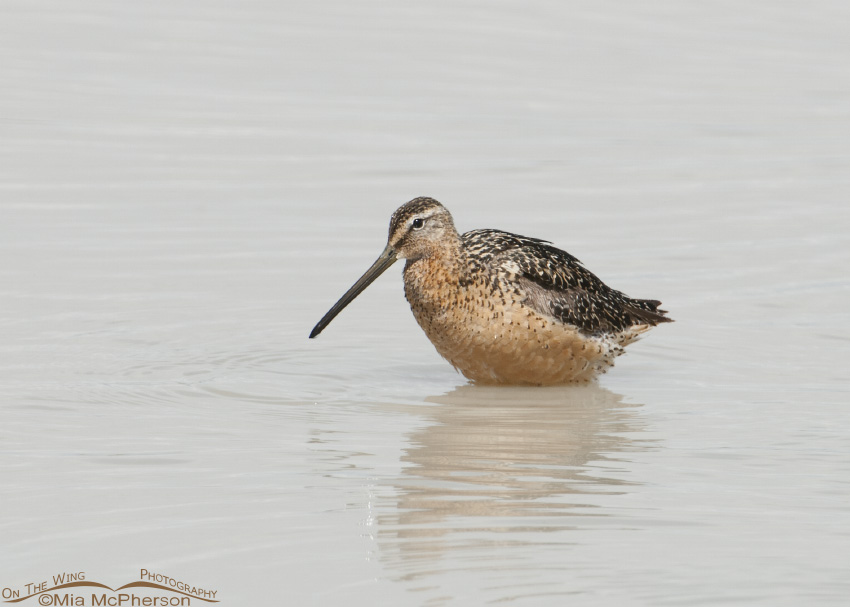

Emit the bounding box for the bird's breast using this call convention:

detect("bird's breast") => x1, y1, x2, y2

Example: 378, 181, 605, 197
401, 256, 623, 384
402, 257, 467, 328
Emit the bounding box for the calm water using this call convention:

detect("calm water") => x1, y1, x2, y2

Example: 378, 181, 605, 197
2, 1, 849, 605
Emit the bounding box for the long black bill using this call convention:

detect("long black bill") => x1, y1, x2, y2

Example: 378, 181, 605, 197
309, 244, 398, 338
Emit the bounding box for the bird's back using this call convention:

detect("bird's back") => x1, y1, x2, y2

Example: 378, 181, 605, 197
461, 228, 671, 335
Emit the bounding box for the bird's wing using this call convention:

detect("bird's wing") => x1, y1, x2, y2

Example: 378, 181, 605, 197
462, 229, 670, 334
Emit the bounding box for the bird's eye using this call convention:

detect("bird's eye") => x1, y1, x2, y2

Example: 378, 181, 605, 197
411, 218, 425, 230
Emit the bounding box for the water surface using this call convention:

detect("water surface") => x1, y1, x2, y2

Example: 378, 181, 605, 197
1, 1, 849, 605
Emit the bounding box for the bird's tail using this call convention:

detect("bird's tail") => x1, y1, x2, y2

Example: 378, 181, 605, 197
625, 298, 673, 326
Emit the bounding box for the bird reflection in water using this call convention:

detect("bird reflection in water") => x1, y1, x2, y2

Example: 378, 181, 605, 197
377, 383, 650, 566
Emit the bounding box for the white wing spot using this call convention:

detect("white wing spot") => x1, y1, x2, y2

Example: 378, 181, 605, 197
501, 260, 521, 277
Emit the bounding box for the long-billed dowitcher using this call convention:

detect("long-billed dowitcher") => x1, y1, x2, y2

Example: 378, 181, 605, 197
310, 197, 672, 384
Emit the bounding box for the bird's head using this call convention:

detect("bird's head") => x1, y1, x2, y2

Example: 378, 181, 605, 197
387, 197, 459, 261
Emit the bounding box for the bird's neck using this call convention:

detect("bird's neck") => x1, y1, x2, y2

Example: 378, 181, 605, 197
422, 234, 467, 275
403, 236, 469, 299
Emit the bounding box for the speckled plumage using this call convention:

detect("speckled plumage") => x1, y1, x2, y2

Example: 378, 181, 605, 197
310, 197, 672, 385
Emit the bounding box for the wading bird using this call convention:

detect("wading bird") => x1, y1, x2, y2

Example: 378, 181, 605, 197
310, 197, 671, 384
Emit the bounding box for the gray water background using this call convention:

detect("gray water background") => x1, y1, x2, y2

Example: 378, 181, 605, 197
2, 1, 849, 605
